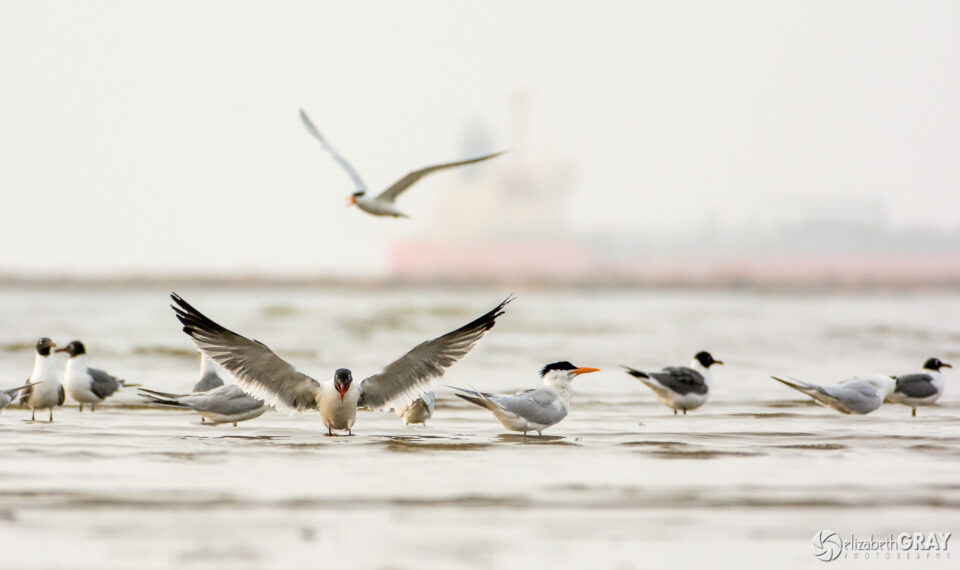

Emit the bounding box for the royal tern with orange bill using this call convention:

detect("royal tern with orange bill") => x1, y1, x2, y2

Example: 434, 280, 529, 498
448, 361, 599, 435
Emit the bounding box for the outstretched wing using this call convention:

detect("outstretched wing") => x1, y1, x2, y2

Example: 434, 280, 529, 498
358, 296, 513, 411
300, 109, 367, 192
375, 151, 507, 204
170, 293, 321, 413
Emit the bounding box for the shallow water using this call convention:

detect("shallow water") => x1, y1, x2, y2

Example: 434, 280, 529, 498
1, 285, 958, 569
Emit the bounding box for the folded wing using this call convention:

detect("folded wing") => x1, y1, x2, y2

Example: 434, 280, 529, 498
171, 293, 321, 413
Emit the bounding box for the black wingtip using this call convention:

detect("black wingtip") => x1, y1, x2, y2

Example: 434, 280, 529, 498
454, 393, 487, 408
621, 365, 648, 379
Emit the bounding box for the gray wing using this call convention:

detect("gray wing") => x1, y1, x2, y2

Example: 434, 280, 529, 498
895, 374, 938, 398
650, 367, 707, 395
358, 296, 512, 411
171, 293, 322, 413
88, 368, 123, 399
19, 380, 33, 405
374, 151, 507, 204
491, 389, 566, 426
820, 380, 881, 414
3, 383, 32, 398
181, 385, 264, 415
193, 370, 224, 392
300, 109, 367, 192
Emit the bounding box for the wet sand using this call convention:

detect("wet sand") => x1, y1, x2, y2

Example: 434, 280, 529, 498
1, 286, 958, 568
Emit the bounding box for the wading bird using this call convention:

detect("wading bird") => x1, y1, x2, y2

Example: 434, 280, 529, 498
171, 293, 511, 435
448, 361, 599, 435
58, 340, 137, 411
771, 375, 897, 414
885, 357, 951, 416
21, 337, 65, 421
622, 351, 723, 415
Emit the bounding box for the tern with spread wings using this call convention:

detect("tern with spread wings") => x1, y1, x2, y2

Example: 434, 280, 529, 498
170, 293, 511, 435
300, 109, 506, 218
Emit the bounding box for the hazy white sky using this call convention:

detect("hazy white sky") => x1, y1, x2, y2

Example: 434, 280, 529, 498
1, 1, 957, 276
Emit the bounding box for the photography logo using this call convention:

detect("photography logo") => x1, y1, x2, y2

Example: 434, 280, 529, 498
812, 529, 843, 562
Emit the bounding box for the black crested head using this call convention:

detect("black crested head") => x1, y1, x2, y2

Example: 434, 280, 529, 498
540, 361, 577, 377
923, 357, 951, 371
35, 337, 55, 356
61, 340, 86, 357
695, 351, 721, 368
334, 368, 353, 385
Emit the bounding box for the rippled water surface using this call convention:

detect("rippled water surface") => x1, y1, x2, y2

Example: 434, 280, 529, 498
1, 285, 958, 569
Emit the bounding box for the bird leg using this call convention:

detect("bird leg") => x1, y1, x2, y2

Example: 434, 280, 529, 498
49, 409, 53, 422
327, 427, 333, 436
683, 409, 687, 416
233, 422, 238, 427
201, 417, 206, 423
31, 409, 35, 421
673, 409, 677, 416
348, 429, 353, 436
912, 408, 917, 417
91, 403, 96, 412
79, 403, 83, 412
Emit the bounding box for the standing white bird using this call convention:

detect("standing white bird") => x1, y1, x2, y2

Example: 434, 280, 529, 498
771, 375, 898, 414
394, 392, 435, 426
58, 340, 137, 411
170, 293, 511, 435
885, 357, 951, 416
300, 109, 506, 218
139, 385, 266, 426
193, 353, 225, 393
0, 383, 33, 413
448, 361, 600, 435
21, 337, 65, 421
622, 351, 723, 415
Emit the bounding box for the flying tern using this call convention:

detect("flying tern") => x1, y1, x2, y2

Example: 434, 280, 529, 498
300, 109, 506, 218
449, 361, 599, 435
622, 351, 723, 415
58, 340, 137, 411
771, 375, 897, 414
885, 357, 951, 416
139, 385, 266, 426
21, 337, 65, 421
170, 293, 511, 435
